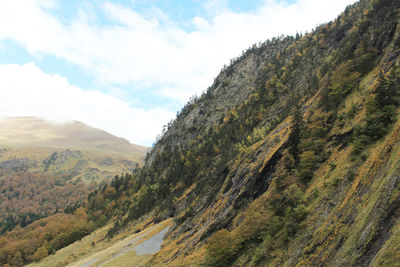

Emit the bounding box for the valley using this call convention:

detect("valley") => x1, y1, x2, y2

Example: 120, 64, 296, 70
1, 0, 400, 266
0, 117, 149, 265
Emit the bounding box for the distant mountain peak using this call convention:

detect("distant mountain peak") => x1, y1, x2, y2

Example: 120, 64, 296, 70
0, 116, 149, 155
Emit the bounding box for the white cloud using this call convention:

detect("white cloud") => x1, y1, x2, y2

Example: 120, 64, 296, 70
0, 62, 174, 145
0, 0, 357, 145
192, 17, 210, 30
0, 0, 357, 102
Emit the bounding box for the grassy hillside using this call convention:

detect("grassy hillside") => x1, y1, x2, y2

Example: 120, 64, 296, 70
0, 117, 148, 155
0, 117, 149, 184
27, 218, 172, 267
10, 0, 400, 266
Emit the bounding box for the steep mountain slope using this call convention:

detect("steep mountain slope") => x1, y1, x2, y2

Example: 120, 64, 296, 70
19, 0, 400, 266
141, 1, 400, 265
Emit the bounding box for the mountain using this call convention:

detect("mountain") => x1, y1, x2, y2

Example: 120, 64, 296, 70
4, 0, 400, 266
0, 117, 148, 179
0, 116, 148, 155
0, 117, 148, 236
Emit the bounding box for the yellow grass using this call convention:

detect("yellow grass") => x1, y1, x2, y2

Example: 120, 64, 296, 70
28, 219, 172, 267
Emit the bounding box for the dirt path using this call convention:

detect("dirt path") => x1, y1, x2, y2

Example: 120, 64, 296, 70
69, 220, 171, 267
97, 226, 170, 266
134, 226, 170, 255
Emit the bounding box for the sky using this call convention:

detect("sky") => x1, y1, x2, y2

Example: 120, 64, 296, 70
0, 0, 357, 146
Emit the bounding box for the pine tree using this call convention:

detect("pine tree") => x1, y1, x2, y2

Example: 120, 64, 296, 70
372, 70, 399, 126
288, 105, 303, 161
375, 71, 397, 108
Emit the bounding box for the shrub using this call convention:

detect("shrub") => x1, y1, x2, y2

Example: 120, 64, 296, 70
205, 229, 239, 267
32, 246, 48, 262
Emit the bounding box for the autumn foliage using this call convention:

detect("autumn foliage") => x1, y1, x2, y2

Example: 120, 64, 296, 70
0, 170, 88, 233
0, 209, 94, 266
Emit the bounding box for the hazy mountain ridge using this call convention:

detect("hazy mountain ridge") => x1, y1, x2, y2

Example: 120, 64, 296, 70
0, 117, 148, 154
